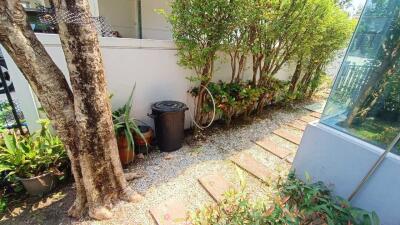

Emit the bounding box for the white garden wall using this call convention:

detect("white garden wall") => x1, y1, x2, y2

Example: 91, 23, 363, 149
1, 33, 293, 132
141, 0, 172, 40
98, 0, 137, 38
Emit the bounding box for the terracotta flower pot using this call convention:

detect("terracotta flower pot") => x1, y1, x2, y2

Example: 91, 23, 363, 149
18, 173, 56, 196
117, 133, 135, 166
134, 126, 153, 154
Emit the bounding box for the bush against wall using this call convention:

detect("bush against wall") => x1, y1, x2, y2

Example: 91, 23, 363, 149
164, 0, 354, 127
161, 0, 239, 126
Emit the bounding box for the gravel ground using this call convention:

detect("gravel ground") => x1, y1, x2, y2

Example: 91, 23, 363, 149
0, 100, 323, 225
80, 145, 291, 225
128, 104, 311, 195
76, 102, 315, 225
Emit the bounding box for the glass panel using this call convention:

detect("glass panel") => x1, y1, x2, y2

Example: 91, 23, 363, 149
321, 0, 400, 153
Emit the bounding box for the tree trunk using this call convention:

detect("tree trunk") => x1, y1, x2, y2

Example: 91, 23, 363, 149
230, 52, 237, 83
345, 14, 400, 126
235, 54, 246, 83
0, 0, 141, 220
289, 59, 303, 94
346, 62, 397, 126
252, 54, 262, 87
345, 44, 400, 126
193, 57, 214, 129
0, 0, 87, 218
53, 0, 141, 220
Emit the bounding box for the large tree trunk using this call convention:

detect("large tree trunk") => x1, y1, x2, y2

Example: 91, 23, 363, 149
0, 0, 87, 218
0, 0, 141, 220
53, 0, 141, 220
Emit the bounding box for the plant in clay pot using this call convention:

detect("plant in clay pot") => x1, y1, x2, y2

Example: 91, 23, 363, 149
112, 88, 147, 166
134, 124, 153, 155
0, 119, 68, 196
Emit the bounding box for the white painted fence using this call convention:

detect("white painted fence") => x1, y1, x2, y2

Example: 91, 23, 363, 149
1, 33, 294, 131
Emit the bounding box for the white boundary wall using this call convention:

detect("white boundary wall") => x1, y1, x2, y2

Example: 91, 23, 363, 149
1, 34, 293, 131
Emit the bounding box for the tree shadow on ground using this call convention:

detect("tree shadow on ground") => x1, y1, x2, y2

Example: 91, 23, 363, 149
0, 185, 76, 225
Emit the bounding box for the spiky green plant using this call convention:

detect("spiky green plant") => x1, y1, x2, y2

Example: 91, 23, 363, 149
112, 86, 147, 152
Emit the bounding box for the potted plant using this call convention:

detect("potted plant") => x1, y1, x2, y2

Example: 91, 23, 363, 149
0, 119, 68, 196
112, 88, 147, 166
134, 124, 153, 155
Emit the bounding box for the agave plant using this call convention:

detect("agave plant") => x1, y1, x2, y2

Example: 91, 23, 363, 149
112, 87, 147, 152
0, 119, 68, 179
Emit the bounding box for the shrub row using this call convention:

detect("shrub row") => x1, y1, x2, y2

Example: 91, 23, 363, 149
162, 0, 355, 127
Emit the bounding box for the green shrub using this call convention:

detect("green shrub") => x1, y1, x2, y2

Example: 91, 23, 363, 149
0, 195, 7, 213
191, 79, 289, 125
0, 119, 68, 179
164, 0, 354, 128
190, 173, 379, 225
191, 188, 298, 225
281, 173, 379, 225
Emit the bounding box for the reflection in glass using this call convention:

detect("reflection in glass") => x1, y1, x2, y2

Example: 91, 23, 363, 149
322, 0, 400, 154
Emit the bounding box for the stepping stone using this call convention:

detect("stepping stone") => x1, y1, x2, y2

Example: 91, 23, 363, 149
230, 153, 272, 182
273, 128, 302, 145
286, 120, 307, 131
198, 174, 234, 202
255, 138, 291, 159
150, 199, 188, 225
304, 102, 326, 113
310, 112, 322, 118
300, 115, 318, 123
285, 157, 294, 164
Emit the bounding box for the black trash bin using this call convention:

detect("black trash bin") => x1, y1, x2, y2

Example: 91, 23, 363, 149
149, 101, 188, 152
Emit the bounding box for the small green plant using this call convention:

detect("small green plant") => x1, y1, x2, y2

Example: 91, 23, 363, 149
0, 195, 7, 213
190, 173, 379, 225
112, 87, 146, 150
280, 173, 380, 225
0, 119, 68, 179
190, 188, 297, 225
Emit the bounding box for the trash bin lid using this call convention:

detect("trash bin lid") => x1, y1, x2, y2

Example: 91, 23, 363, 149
152, 101, 187, 113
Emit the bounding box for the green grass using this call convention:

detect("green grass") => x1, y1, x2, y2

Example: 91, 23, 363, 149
350, 118, 400, 154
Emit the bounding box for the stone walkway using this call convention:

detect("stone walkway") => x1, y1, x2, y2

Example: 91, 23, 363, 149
149, 110, 321, 225
0, 103, 324, 225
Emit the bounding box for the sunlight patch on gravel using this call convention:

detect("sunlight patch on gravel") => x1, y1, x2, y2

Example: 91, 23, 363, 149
73, 103, 315, 225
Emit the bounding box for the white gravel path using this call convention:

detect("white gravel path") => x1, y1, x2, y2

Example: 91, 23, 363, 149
76, 101, 319, 225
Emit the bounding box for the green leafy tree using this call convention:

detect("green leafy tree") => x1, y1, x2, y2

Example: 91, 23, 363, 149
252, 0, 349, 112
346, 0, 400, 126
222, 0, 258, 84
164, 0, 238, 126
166, 0, 354, 126
289, 0, 355, 99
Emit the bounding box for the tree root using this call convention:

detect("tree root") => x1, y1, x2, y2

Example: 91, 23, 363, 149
68, 197, 87, 218
124, 172, 145, 181
120, 186, 144, 203
88, 206, 113, 220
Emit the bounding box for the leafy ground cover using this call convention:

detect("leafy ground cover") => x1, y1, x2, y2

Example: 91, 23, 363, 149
190, 173, 379, 225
